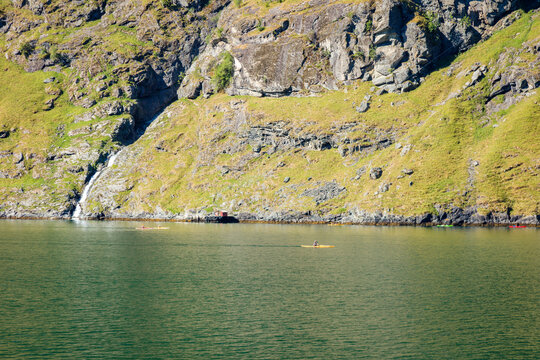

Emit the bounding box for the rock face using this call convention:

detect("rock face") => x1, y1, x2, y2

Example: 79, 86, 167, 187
4, 0, 229, 126
442, 30, 540, 110
179, 0, 540, 97
370, 167, 383, 180
239, 118, 395, 157
485, 38, 540, 113
301, 181, 346, 205
0, 1, 539, 224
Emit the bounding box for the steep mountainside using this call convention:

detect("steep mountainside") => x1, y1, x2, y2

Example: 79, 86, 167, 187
0, 0, 538, 224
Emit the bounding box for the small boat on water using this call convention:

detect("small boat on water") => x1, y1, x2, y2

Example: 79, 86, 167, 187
301, 245, 335, 248
436, 225, 454, 228
136, 226, 169, 230
509, 225, 527, 228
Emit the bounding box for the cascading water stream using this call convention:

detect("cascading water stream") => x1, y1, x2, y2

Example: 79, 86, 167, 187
71, 109, 169, 220
72, 151, 120, 219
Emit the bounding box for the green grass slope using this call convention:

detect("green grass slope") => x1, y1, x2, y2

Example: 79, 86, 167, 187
0, 56, 121, 216
84, 11, 539, 220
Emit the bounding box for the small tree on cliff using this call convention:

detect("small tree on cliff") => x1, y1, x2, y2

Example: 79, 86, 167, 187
213, 52, 234, 92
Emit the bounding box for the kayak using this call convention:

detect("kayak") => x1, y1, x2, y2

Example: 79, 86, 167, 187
436, 225, 453, 227
301, 245, 335, 248
509, 225, 527, 228
136, 226, 169, 230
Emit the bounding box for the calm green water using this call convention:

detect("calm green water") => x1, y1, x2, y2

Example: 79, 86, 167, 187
0, 221, 538, 359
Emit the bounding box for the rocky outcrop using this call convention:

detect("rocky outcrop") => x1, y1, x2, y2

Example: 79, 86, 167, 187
4, 0, 230, 127
228, 107, 396, 157
485, 38, 540, 113
242, 121, 394, 156
441, 34, 540, 111
178, 0, 540, 97
301, 181, 346, 205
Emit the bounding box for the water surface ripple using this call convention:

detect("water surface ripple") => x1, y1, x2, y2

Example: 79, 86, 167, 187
0, 221, 538, 359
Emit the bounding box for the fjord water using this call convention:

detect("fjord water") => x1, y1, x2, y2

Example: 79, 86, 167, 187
0, 221, 538, 359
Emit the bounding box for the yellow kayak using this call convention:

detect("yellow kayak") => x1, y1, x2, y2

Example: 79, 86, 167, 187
301, 245, 335, 248
136, 226, 169, 230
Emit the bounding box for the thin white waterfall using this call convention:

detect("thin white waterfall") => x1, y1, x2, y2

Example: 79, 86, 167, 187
71, 109, 168, 219
72, 152, 120, 219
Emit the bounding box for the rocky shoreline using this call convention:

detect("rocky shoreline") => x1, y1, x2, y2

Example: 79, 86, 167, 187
1, 208, 538, 227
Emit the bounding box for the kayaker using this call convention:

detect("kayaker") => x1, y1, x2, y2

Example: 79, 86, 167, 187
313, 240, 319, 246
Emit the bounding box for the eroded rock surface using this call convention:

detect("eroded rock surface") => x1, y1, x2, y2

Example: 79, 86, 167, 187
179, 0, 539, 97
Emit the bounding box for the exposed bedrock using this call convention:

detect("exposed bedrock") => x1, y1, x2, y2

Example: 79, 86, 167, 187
5, 0, 231, 133
179, 0, 540, 98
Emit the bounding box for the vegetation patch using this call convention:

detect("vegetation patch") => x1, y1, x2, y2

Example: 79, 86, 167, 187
212, 52, 235, 91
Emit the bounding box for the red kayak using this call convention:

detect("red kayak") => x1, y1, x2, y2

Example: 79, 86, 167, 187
509, 225, 527, 228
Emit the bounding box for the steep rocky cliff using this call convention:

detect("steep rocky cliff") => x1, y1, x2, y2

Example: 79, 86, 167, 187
179, 0, 539, 97
0, 0, 538, 224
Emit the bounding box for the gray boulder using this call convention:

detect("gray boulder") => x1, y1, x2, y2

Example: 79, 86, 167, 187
356, 99, 370, 113
370, 167, 383, 179
402, 168, 414, 175
301, 181, 346, 205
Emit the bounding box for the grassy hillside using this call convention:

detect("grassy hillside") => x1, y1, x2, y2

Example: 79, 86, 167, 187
0, 56, 121, 215
0, 0, 223, 217
83, 10, 539, 219
0, 3, 538, 221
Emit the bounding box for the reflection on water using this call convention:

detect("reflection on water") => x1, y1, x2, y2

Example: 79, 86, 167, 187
0, 221, 538, 359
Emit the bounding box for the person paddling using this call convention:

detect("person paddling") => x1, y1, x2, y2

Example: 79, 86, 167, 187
313, 240, 319, 247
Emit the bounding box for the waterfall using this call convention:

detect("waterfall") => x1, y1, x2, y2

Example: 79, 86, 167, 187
72, 152, 120, 219
71, 108, 169, 220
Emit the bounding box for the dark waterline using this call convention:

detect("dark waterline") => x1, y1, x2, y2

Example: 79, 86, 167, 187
0, 220, 538, 359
